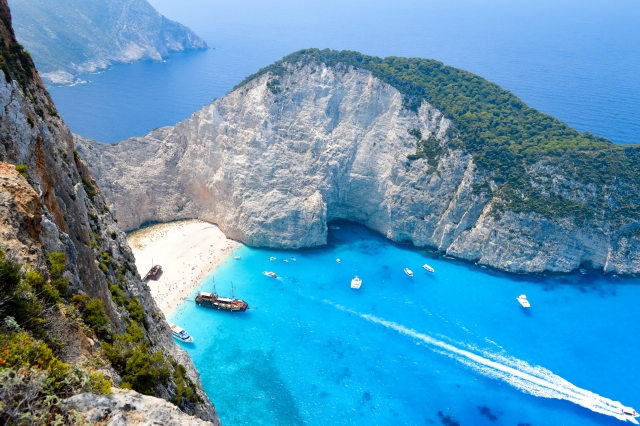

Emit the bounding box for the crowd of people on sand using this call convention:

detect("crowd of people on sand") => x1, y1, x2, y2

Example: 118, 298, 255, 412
147, 241, 238, 313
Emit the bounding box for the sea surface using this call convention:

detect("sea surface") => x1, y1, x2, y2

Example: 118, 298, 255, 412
169, 221, 640, 426
43, 0, 640, 144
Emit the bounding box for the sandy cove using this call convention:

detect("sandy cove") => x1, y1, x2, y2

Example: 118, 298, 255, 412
127, 220, 240, 316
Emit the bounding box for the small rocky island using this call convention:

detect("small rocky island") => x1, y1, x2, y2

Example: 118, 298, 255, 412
77, 49, 640, 275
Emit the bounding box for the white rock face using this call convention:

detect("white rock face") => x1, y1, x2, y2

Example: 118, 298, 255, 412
76, 63, 640, 275
65, 388, 214, 425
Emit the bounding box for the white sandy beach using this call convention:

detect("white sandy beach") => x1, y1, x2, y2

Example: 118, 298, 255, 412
127, 220, 240, 315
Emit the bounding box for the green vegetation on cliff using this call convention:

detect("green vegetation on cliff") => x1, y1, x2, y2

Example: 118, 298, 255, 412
0, 245, 201, 422
0, 250, 110, 424
237, 49, 640, 226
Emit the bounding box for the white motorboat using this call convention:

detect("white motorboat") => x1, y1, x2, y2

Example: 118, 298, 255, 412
234, 256, 241, 260
422, 264, 435, 273
336, 258, 341, 263
517, 294, 531, 308
404, 268, 413, 277
169, 323, 194, 343
351, 275, 362, 289
270, 257, 276, 261
291, 257, 296, 261
262, 271, 277, 278
283, 259, 289, 263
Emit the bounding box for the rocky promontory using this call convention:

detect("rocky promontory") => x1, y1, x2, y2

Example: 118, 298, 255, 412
76, 50, 640, 275
10, 0, 207, 85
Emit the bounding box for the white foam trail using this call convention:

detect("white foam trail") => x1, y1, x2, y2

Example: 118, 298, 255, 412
326, 301, 638, 423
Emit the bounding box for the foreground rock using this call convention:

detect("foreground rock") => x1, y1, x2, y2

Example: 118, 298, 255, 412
10, 0, 207, 85
66, 388, 213, 425
76, 53, 640, 276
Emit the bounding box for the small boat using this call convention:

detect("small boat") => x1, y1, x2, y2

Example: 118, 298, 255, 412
336, 258, 341, 263
283, 259, 289, 263
580, 268, 587, 275
517, 294, 531, 308
270, 257, 276, 261
169, 323, 194, 343
142, 265, 162, 281
195, 292, 248, 312
329, 225, 340, 230
422, 264, 435, 273
404, 268, 413, 277
262, 271, 277, 278
234, 256, 241, 260
351, 275, 362, 289
290, 257, 296, 261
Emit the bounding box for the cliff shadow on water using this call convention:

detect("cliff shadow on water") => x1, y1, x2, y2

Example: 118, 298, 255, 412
325, 219, 629, 294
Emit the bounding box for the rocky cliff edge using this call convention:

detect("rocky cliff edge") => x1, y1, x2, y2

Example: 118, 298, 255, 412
0, 0, 219, 423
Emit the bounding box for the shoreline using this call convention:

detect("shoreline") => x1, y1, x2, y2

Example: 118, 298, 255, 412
127, 219, 241, 316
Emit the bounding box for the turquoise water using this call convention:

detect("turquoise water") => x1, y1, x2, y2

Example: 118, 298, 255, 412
44, 0, 640, 144
169, 221, 640, 425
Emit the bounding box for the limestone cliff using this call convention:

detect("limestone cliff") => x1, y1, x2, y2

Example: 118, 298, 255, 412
66, 388, 213, 425
9, 0, 207, 85
0, 0, 219, 423
74, 54, 640, 276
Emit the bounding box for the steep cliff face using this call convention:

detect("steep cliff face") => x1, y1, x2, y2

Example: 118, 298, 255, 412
0, 1, 219, 423
9, 0, 207, 85
74, 58, 640, 275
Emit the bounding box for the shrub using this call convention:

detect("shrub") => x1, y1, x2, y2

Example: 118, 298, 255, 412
82, 179, 96, 198
0, 251, 47, 331
47, 251, 68, 295
0, 332, 110, 394
108, 281, 145, 324
25, 269, 60, 305
71, 294, 112, 340
102, 323, 170, 395
0, 332, 110, 424
170, 361, 201, 405
14, 163, 28, 179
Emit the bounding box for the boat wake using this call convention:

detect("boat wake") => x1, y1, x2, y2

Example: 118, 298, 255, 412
325, 301, 637, 424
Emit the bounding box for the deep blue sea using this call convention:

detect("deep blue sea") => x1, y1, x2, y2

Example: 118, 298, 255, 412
44, 0, 640, 144
169, 222, 640, 426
